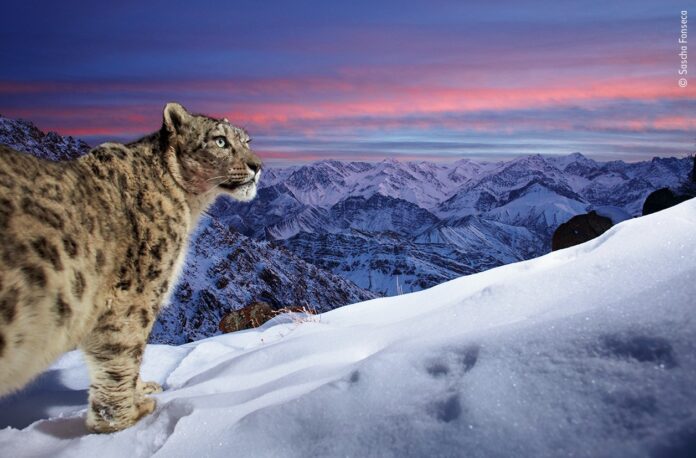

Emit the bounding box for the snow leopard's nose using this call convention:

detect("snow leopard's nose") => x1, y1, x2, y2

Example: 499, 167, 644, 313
247, 158, 262, 175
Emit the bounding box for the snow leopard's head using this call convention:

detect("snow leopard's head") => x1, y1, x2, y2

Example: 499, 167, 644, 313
162, 102, 262, 201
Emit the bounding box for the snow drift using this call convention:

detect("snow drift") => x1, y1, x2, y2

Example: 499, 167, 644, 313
1, 199, 695, 457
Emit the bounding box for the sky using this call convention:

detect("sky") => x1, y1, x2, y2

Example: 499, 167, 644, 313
0, 0, 694, 165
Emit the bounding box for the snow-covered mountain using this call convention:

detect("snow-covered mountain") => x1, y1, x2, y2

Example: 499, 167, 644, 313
0, 116, 375, 344
2, 198, 694, 457
259, 153, 691, 218
0, 114, 90, 161
485, 181, 589, 237
222, 154, 692, 295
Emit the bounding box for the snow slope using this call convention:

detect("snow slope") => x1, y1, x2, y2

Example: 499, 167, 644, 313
1, 199, 695, 457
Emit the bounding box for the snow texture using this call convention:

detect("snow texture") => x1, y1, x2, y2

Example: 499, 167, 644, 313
1, 198, 695, 457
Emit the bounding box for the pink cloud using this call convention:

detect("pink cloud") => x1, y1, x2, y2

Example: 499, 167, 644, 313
1, 74, 692, 142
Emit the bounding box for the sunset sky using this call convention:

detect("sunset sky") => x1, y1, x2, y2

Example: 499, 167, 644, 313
0, 0, 694, 164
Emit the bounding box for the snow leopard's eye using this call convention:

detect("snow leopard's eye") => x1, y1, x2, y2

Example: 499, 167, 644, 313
215, 137, 227, 148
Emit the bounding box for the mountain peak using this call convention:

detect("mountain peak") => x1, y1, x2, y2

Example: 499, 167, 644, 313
548, 151, 598, 172
381, 157, 400, 165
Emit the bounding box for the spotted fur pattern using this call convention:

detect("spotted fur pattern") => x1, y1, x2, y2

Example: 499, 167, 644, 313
0, 103, 261, 433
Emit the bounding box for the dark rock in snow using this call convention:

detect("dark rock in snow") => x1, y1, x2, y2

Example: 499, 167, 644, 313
642, 188, 692, 216
552, 211, 613, 251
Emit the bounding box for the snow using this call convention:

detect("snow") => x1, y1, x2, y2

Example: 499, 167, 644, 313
1, 199, 696, 457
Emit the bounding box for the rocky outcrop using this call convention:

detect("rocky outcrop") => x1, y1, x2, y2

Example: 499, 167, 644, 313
218, 302, 316, 333
219, 301, 275, 333
551, 211, 613, 251
642, 188, 692, 216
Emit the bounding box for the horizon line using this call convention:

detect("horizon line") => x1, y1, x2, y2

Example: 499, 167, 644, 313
2, 113, 693, 167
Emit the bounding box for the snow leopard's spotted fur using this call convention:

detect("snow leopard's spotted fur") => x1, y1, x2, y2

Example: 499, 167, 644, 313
0, 103, 261, 432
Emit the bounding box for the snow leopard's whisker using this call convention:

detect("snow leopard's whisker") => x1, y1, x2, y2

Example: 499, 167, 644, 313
206, 175, 229, 182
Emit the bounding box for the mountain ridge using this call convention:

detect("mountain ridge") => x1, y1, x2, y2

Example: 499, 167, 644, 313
0, 114, 90, 161
222, 152, 691, 295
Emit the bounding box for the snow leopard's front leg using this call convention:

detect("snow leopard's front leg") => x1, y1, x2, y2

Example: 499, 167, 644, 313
80, 305, 158, 433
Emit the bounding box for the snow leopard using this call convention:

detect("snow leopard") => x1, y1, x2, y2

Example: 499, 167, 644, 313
0, 103, 262, 432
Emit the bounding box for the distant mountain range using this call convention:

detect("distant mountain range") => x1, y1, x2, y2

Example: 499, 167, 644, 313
219, 154, 692, 295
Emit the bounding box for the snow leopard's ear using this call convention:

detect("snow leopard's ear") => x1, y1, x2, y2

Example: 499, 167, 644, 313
163, 102, 192, 135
